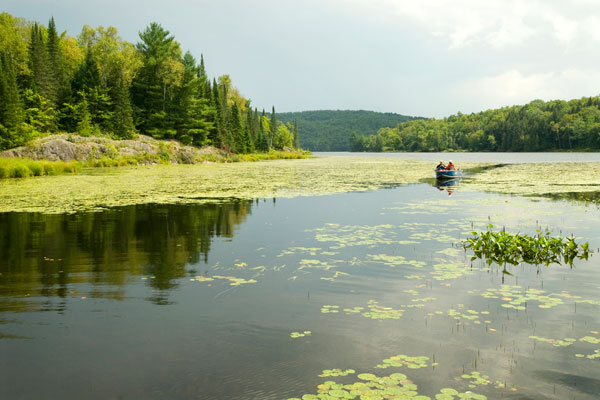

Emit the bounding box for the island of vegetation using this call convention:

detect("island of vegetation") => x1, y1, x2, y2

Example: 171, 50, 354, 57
0, 13, 305, 178
350, 97, 600, 152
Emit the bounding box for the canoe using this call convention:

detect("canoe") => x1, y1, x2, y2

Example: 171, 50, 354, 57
435, 169, 461, 180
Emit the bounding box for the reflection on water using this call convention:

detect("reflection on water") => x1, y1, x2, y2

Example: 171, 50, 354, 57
0, 200, 253, 309
434, 177, 461, 196
1, 187, 600, 400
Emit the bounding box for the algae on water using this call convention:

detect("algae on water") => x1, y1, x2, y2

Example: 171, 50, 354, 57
0, 156, 452, 213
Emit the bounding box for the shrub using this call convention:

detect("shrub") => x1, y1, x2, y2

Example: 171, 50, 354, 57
10, 164, 32, 178
26, 161, 43, 176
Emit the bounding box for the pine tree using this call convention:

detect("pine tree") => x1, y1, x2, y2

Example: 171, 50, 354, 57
131, 22, 180, 137
72, 46, 101, 93
110, 71, 135, 138
230, 102, 244, 153
0, 51, 24, 130
209, 77, 222, 147
46, 17, 69, 108
28, 23, 53, 104
0, 51, 25, 149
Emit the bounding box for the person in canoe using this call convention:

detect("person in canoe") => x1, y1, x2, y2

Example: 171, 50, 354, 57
445, 160, 455, 170
435, 161, 445, 170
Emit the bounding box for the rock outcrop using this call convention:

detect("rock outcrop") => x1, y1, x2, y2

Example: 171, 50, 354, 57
0, 134, 224, 163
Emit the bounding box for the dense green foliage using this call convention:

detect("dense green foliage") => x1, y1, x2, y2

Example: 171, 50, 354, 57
351, 98, 600, 152
277, 110, 420, 151
463, 224, 592, 267
0, 13, 296, 152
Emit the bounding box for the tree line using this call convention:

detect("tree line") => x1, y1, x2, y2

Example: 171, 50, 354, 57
350, 97, 600, 152
0, 13, 299, 152
278, 110, 419, 151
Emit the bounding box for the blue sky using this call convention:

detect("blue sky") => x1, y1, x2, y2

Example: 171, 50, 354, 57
4, 0, 600, 118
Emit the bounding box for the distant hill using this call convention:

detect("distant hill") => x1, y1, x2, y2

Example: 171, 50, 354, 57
277, 110, 422, 151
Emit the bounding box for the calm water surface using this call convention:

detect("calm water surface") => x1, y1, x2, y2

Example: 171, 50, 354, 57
1, 182, 600, 399
316, 151, 600, 163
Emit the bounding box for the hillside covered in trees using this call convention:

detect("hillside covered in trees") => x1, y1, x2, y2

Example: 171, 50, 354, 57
277, 110, 420, 151
0, 13, 299, 154
350, 97, 600, 152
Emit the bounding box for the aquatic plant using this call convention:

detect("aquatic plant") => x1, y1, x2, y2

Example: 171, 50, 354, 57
0, 156, 461, 213
462, 224, 592, 267
290, 331, 312, 339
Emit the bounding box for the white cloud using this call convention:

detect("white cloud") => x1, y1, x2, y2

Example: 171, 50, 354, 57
452, 69, 600, 112
336, 0, 600, 50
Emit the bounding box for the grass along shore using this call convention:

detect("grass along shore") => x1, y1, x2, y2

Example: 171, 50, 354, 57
0, 133, 309, 179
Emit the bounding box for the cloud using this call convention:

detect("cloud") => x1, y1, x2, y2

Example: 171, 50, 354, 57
336, 0, 600, 50
452, 69, 600, 111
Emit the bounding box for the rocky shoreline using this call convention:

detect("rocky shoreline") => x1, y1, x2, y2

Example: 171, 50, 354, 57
0, 134, 226, 164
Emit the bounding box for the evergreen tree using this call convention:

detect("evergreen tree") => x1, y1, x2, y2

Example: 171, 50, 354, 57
28, 23, 54, 104
0, 51, 26, 149
76, 93, 93, 136
131, 22, 181, 138
293, 119, 299, 149
45, 17, 69, 109
72, 46, 101, 93
209, 77, 222, 147
109, 71, 135, 138
229, 102, 244, 153
269, 106, 277, 148
256, 109, 269, 151
0, 51, 24, 130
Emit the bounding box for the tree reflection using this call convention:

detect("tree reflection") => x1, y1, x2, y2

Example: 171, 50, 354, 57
0, 200, 253, 309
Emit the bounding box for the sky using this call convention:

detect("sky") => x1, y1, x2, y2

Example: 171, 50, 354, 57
4, 0, 600, 118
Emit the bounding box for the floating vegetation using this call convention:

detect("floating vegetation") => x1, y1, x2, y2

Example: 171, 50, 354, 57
575, 349, 600, 360
410, 232, 456, 244
367, 254, 426, 268
447, 308, 480, 323
309, 223, 407, 249
375, 354, 429, 369
579, 335, 600, 344
319, 368, 355, 377
431, 262, 472, 281
298, 259, 339, 271
290, 331, 312, 339
481, 285, 563, 309
278, 247, 322, 257
212, 276, 257, 286
0, 156, 457, 213
362, 300, 404, 320
463, 162, 600, 198
288, 365, 489, 400
322, 301, 404, 320
320, 271, 350, 282
412, 297, 436, 303
459, 371, 505, 389
190, 275, 214, 282
405, 274, 426, 280
462, 225, 592, 267
321, 305, 340, 314
529, 336, 576, 347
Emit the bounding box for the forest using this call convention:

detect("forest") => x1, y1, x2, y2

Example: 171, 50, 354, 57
350, 97, 600, 152
0, 13, 299, 153
277, 110, 419, 151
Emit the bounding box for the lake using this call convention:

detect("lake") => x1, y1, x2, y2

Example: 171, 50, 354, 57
1, 155, 599, 399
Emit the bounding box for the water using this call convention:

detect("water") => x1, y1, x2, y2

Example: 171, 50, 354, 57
316, 151, 600, 164
1, 183, 600, 399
